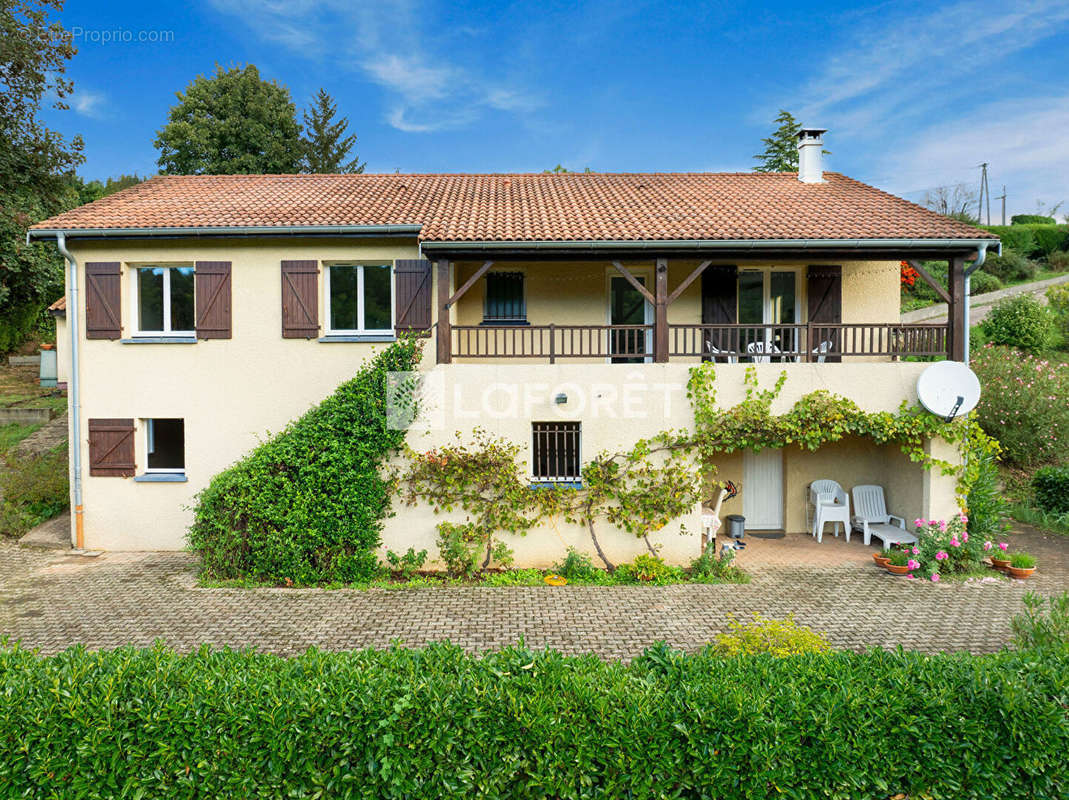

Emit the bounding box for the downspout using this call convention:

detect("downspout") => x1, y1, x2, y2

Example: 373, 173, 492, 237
962, 242, 995, 364
55, 232, 84, 549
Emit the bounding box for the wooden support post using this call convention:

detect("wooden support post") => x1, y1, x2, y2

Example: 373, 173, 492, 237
654, 258, 668, 363
446, 260, 493, 308
436, 259, 452, 364
906, 260, 952, 305
948, 256, 966, 362
611, 260, 655, 304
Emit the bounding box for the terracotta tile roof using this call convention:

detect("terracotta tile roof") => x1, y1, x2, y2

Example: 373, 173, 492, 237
47, 297, 66, 314
30, 172, 997, 242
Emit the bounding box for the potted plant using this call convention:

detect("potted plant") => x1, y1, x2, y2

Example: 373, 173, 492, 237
1006, 552, 1037, 580
885, 551, 912, 575
990, 550, 1011, 571
873, 551, 891, 567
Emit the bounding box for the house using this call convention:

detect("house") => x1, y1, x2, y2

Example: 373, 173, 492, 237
30, 130, 999, 564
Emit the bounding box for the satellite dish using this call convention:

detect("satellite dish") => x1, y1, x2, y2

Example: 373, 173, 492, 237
917, 361, 981, 422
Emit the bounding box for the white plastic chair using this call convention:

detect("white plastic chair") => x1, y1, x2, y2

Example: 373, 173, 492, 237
809, 479, 851, 543
706, 344, 737, 364
812, 340, 834, 363
850, 485, 918, 548
747, 341, 780, 364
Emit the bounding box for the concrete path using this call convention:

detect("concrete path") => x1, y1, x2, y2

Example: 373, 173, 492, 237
902, 273, 1069, 325
17, 512, 70, 551
1, 526, 1065, 659
12, 414, 67, 459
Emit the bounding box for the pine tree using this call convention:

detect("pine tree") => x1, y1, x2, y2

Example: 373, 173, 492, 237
753, 110, 815, 172
301, 89, 365, 174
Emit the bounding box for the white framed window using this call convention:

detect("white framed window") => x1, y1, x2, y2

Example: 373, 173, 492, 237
325, 264, 395, 335
131, 265, 195, 336
144, 418, 185, 474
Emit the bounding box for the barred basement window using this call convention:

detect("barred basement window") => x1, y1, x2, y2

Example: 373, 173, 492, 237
531, 422, 581, 482
484, 272, 526, 323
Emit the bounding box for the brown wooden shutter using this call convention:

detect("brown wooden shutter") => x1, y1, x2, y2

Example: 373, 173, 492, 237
701, 265, 737, 362
394, 259, 432, 332
88, 418, 136, 477
281, 260, 319, 338
807, 265, 842, 362
194, 261, 232, 339
85, 262, 122, 339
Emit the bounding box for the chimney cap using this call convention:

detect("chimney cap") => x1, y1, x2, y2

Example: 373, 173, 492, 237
797, 127, 827, 140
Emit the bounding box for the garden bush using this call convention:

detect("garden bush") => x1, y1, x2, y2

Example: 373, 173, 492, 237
1012, 591, 1069, 650
1011, 214, 1056, 225
1032, 465, 1069, 514
973, 345, 1069, 465
0, 447, 69, 537
1047, 283, 1069, 341
0, 642, 1065, 799
969, 269, 1002, 295
188, 338, 422, 583
710, 614, 829, 656
1031, 225, 1069, 256
1048, 250, 1069, 271
981, 249, 1037, 282
981, 225, 1036, 256
979, 295, 1056, 352
965, 448, 1007, 539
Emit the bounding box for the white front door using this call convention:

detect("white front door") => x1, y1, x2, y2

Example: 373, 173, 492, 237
743, 449, 784, 530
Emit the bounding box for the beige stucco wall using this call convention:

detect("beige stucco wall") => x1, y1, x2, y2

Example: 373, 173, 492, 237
59, 239, 945, 564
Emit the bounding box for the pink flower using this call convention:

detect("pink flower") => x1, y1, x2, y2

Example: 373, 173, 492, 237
983, 541, 993, 551
936, 551, 948, 561
938, 520, 948, 532
959, 513, 969, 523
962, 532, 968, 542
907, 559, 919, 570
931, 574, 940, 583
998, 542, 1009, 551
914, 519, 924, 528
911, 547, 919, 555
949, 538, 960, 548
906, 574, 916, 580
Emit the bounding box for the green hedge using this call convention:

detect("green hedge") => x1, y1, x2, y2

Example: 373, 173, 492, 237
0, 643, 1065, 798
1012, 214, 1056, 225
188, 338, 421, 583
1033, 465, 1069, 514
981, 224, 1069, 257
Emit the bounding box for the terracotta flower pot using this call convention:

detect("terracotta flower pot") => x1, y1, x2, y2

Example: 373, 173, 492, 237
873, 553, 890, 567
1007, 566, 1036, 580
990, 557, 1011, 571
885, 563, 911, 575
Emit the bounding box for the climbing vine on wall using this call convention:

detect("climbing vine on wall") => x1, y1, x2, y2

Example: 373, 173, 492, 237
400, 364, 996, 573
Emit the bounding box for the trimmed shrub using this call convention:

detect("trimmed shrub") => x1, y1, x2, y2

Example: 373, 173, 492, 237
969, 270, 1002, 295
981, 225, 1036, 255
1032, 225, 1069, 256
1013, 591, 1069, 650
980, 295, 1056, 352
1033, 466, 1069, 514
1011, 214, 1056, 225
188, 338, 422, 583
0, 643, 1066, 799
982, 249, 1037, 282
973, 344, 1069, 465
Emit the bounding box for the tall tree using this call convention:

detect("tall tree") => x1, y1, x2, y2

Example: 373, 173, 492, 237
753, 110, 828, 173
922, 184, 979, 224
155, 64, 303, 174
0, 0, 85, 354
301, 89, 364, 174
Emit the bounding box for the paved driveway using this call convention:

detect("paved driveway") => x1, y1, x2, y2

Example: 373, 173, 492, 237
2, 527, 1065, 659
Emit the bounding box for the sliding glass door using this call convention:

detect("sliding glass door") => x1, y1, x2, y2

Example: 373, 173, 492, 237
738, 269, 798, 360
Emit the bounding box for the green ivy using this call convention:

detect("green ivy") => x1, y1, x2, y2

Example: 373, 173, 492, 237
188, 337, 422, 583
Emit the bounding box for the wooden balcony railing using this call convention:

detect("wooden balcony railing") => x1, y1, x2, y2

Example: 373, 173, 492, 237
448, 322, 950, 362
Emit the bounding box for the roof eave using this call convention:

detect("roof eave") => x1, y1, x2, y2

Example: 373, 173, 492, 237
27, 224, 424, 242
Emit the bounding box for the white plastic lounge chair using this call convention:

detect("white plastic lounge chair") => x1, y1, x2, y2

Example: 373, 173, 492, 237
809, 479, 851, 543
812, 340, 834, 363
850, 485, 918, 548
706, 345, 737, 364
747, 341, 780, 364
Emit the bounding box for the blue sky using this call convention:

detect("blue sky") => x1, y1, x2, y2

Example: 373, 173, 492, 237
43, 0, 1069, 218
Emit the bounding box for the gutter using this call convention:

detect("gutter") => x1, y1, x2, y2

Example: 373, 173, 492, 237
419, 237, 1000, 254
27, 224, 422, 241
54, 232, 85, 550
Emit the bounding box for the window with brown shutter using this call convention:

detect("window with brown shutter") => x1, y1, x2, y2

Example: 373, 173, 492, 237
88, 418, 136, 477
807, 265, 842, 363
85, 262, 122, 339
394, 259, 432, 332
701, 265, 737, 362
281, 260, 319, 338
194, 261, 232, 339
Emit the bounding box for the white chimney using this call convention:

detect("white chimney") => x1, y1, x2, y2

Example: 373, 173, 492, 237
797, 128, 827, 183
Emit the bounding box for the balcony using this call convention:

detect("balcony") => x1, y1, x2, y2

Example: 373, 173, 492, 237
449, 322, 950, 363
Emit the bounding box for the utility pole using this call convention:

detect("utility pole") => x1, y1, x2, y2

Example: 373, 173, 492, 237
995, 185, 1006, 226
978, 163, 990, 225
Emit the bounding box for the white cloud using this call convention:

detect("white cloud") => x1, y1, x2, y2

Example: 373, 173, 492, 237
207, 0, 541, 132
70, 88, 106, 119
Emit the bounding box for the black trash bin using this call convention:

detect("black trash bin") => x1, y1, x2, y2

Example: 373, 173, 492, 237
726, 514, 746, 540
